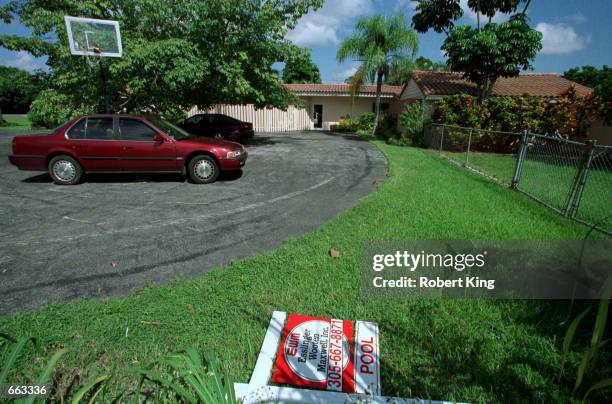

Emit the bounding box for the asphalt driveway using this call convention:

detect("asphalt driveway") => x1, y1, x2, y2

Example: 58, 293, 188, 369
0, 131, 386, 314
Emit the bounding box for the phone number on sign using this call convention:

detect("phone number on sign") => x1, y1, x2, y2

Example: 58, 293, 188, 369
327, 319, 344, 391
0, 384, 50, 398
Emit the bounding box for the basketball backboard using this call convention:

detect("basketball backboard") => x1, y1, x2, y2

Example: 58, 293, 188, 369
64, 16, 122, 58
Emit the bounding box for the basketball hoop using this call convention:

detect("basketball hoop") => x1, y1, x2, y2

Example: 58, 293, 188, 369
64, 16, 122, 114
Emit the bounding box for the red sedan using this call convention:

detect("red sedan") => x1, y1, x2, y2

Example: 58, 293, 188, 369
9, 115, 247, 185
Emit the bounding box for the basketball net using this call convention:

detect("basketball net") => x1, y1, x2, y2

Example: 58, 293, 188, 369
84, 46, 103, 68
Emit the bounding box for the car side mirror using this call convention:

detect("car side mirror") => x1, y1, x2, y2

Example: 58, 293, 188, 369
153, 134, 165, 142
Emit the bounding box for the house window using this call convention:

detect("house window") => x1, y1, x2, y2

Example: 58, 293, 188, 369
373, 102, 390, 113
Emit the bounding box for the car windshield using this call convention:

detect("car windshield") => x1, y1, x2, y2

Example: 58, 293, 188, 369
149, 118, 192, 140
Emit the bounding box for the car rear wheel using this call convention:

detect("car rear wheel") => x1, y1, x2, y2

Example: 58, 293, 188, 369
48, 155, 83, 185
188, 155, 219, 184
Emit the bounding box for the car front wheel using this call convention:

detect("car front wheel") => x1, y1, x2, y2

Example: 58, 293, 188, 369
48, 155, 83, 185
188, 155, 219, 184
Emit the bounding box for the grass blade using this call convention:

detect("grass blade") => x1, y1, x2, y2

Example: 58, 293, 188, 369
560, 307, 590, 378
574, 339, 610, 391
0, 336, 36, 385
70, 375, 109, 404
0, 332, 17, 343
23, 348, 68, 404
583, 378, 612, 402
139, 369, 197, 403
591, 299, 608, 347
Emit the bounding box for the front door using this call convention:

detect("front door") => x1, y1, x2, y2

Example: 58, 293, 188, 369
313, 104, 323, 129
117, 117, 177, 172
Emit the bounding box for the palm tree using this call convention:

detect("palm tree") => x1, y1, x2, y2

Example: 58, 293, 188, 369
337, 13, 418, 134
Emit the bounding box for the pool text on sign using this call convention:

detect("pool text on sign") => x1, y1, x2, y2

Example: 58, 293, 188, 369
271, 314, 380, 395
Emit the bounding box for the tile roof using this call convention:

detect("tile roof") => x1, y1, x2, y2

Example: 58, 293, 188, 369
409, 70, 593, 98
283, 83, 404, 97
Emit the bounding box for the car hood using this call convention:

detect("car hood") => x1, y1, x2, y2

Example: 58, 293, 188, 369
179, 137, 242, 150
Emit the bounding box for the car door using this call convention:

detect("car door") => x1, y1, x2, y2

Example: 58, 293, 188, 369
182, 115, 201, 135
195, 115, 213, 137
65, 116, 123, 171
117, 117, 178, 172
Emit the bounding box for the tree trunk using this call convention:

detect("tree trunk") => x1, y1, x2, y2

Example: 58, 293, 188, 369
372, 69, 384, 135
0, 106, 4, 125
476, 77, 485, 105
476, 77, 497, 104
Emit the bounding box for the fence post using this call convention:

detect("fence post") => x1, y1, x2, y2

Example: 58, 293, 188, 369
439, 125, 445, 154
567, 139, 597, 218
464, 129, 473, 167
511, 130, 529, 189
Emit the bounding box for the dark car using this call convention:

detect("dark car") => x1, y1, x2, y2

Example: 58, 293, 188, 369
9, 114, 247, 185
181, 113, 255, 141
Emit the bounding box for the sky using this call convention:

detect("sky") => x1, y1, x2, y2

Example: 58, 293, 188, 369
1, 0, 611, 83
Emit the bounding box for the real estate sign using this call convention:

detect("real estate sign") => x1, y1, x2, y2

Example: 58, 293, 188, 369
271, 314, 380, 395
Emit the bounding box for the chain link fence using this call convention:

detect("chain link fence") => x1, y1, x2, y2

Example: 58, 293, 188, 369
425, 124, 612, 235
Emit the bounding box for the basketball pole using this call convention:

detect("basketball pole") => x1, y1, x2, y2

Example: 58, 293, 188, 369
99, 57, 110, 114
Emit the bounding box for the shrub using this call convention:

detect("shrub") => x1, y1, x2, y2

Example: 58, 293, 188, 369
335, 112, 377, 133
27, 90, 94, 128
433, 94, 480, 129
433, 89, 606, 142
335, 115, 361, 132
375, 114, 399, 141
399, 102, 431, 146
162, 107, 188, 124
358, 112, 375, 130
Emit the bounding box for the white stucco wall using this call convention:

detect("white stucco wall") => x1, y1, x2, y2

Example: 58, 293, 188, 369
299, 96, 389, 130
400, 79, 424, 101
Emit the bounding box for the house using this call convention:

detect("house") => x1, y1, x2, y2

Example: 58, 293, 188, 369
400, 70, 593, 105
399, 70, 611, 145
190, 71, 606, 140
189, 84, 403, 132
283, 83, 403, 130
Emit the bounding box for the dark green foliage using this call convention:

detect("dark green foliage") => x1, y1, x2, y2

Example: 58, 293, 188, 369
359, 111, 375, 130
385, 56, 448, 85
563, 65, 612, 102
564, 65, 612, 123
433, 90, 606, 152
467, 0, 525, 20
0, 0, 323, 125
27, 89, 93, 128
398, 102, 431, 146
412, 0, 463, 34
0, 66, 48, 114
282, 47, 321, 84
412, 0, 541, 102
443, 14, 542, 101
335, 112, 375, 132
376, 114, 399, 140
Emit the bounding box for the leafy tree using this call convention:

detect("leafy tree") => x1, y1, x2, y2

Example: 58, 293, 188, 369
0, 66, 48, 123
0, 0, 322, 126
563, 65, 612, 102
385, 56, 448, 85
337, 13, 418, 134
282, 47, 321, 83
563, 65, 612, 123
412, 0, 541, 102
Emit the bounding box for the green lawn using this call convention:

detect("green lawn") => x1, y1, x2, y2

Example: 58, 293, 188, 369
441, 150, 612, 230
0, 114, 34, 132
1, 143, 610, 403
